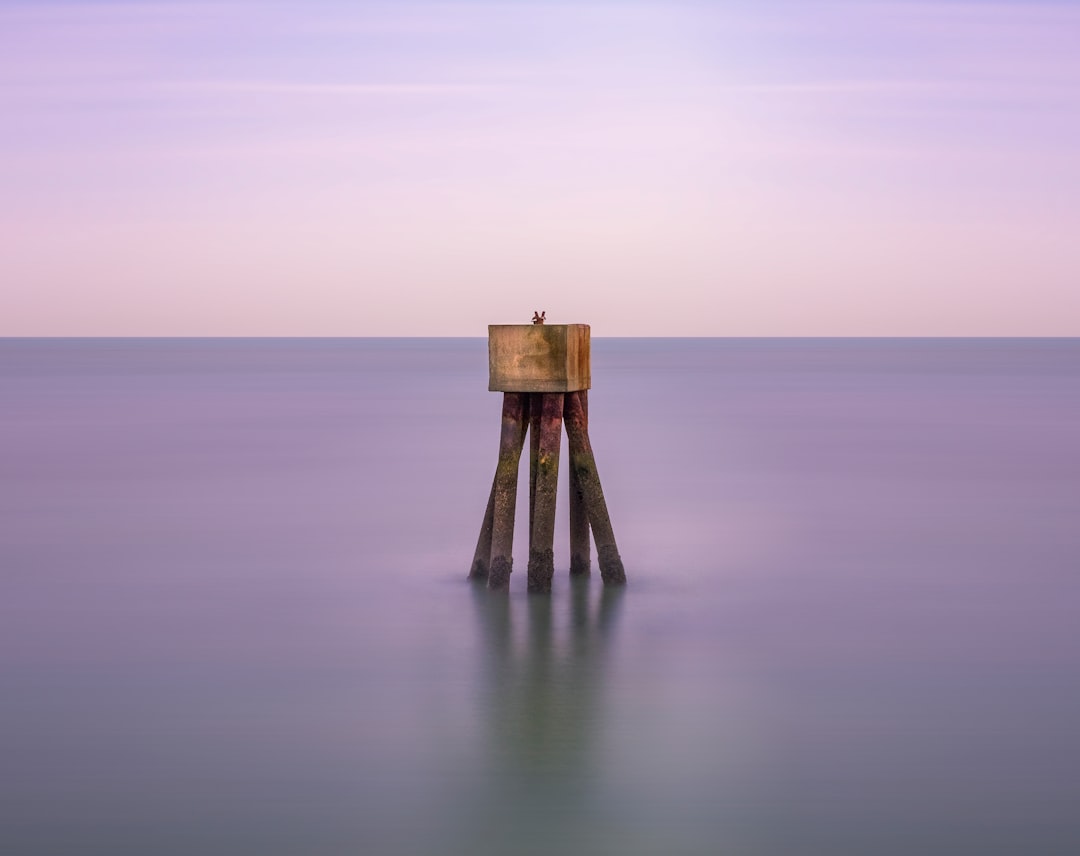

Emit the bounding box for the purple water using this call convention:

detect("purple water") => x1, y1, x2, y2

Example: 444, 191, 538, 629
2, 338, 1078, 855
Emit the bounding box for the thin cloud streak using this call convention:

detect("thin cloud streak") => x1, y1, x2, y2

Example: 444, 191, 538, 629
1, 81, 506, 102
161, 80, 508, 96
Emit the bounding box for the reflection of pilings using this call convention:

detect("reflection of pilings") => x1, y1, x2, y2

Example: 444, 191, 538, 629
471, 581, 513, 667
488, 392, 529, 590
569, 574, 591, 643
568, 393, 591, 577
527, 393, 564, 594
564, 391, 626, 585
469, 577, 626, 830
523, 596, 555, 762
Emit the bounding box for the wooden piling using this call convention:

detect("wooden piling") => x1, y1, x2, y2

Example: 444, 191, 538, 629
527, 393, 541, 538
568, 391, 591, 576
488, 392, 528, 590
527, 393, 564, 593
564, 390, 626, 585
469, 475, 496, 581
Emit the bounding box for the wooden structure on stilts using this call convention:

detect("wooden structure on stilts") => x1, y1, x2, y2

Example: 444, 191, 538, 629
470, 321, 626, 592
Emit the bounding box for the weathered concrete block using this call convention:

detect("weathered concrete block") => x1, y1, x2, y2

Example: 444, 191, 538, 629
488, 324, 591, 393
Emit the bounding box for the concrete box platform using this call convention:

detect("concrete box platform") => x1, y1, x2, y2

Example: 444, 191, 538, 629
488, 324, 591, 392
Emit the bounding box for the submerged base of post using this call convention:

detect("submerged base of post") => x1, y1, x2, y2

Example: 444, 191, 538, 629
597, 544, 626, 586
527, 548, 555, 593
488, 556, 513, 590
568, 550, 591, 578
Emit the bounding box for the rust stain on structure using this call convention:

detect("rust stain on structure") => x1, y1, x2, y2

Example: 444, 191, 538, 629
488, 324, 591, 393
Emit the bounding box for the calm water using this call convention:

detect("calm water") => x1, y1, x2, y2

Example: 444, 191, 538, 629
2, 338, 1078, 855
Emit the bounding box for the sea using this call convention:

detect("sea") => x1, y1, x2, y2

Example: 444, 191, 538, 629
2, 337, 1078, 855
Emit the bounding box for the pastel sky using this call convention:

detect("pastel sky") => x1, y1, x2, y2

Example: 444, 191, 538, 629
2, 0, 1078, 336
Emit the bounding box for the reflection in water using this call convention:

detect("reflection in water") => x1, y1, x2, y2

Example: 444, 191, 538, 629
464, 580, 625, 854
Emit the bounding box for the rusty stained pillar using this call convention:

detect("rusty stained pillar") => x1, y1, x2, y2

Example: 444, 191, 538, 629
527, 393, 542, 537
564, 390, 625, 585
487, 392, 528, 590
568, 391, 591, 576
527, 392, 564, 593
469, 474, 496, 582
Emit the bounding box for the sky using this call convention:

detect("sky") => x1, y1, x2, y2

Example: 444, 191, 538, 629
2, 0, 1078, 336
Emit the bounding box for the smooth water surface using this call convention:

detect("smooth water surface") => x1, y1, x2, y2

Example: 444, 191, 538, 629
2, 338, 1078, 855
